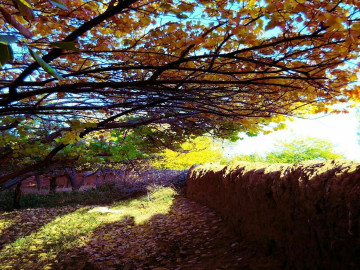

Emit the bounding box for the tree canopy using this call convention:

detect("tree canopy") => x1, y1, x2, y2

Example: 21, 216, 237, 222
0, 0, 359, 189
231, 137, 344, 163
153, 136, 224, 170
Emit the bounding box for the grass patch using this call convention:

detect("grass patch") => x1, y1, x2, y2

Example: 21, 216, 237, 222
0, 187, 177, 269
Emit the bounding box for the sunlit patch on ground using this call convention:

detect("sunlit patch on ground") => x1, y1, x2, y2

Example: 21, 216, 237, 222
0, 187, 176, 269
0, 187, 280, 269
0, 215, 16, 236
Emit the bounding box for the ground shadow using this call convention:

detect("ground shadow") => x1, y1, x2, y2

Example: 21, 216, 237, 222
0, 190, 147, 253
50, 195, 281, 270
1, 182, 280, 269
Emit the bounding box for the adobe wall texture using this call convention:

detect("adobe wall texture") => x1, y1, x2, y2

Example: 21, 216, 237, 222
186, 160, 360, 269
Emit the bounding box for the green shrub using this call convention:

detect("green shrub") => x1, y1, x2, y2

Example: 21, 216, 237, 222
0, 187, 128, 211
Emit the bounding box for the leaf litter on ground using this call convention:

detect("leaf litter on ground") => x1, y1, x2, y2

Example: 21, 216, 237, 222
0, 186, 280, 269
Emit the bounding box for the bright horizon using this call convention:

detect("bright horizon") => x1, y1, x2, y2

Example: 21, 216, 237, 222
224, 108, 360, 161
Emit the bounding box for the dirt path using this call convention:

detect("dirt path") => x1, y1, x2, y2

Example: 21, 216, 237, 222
55, 195, 280, 270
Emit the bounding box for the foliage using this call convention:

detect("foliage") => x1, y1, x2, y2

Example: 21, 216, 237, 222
229, 153, 267, 163
265, 137, 344, 163
0, 0, 359, 188
231, 137, 344, 164
152, 136, 224, 170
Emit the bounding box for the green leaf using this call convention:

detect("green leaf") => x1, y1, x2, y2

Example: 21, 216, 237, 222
0, 43, 13, 67
28, 48, 64, 80
50, 41, 78, 51
0, 35, 18, 45
49, 0, 69, 10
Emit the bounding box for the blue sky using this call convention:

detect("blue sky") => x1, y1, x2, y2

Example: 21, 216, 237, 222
224, 108, 360, 161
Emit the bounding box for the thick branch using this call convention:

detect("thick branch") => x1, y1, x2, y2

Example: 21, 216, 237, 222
0, 98, 167, 189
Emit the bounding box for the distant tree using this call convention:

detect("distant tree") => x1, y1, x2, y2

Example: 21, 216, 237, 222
266, 137, 344, 163
152, 136, 223, 170
231, 137, 344, 164
230, 153, 266, 163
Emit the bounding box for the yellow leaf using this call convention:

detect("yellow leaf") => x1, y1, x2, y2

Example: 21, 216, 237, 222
193, 36, 205, 44
349, 74, 358, 82
140, 16, 151, 25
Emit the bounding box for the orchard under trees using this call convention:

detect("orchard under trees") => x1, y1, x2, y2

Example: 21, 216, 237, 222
0, 0, 359, 189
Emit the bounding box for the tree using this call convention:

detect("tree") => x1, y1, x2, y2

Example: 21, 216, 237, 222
0, 0, 359, 189
232, 137, 344, 163
230, 153, 266, 163
152, 136, 224, 170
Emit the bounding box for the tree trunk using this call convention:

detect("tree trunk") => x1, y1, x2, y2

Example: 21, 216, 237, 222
49, 176, 57, 193
35, 175, 41, 191
65, 171, 78, 191
77, 170, 98, 189
13, 182, 22, 209
95, 173, 102, 189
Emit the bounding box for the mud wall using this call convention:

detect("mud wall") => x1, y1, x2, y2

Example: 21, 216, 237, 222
187, 160, 360, 269
23, 173, 109, 189
23, 169, 186, 190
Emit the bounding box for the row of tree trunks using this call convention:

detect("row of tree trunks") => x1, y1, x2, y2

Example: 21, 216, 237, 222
11, 169, 103, 209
